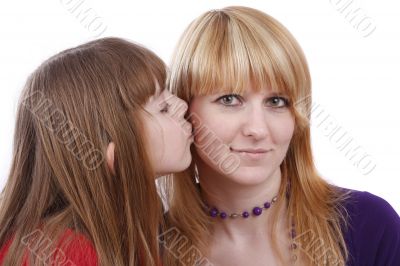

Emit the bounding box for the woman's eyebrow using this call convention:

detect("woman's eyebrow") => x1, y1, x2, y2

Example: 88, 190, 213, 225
267, 91, 288, 97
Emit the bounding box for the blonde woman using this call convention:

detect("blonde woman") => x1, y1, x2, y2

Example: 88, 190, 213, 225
0, 37, 192, 265
165, 6, 400, 266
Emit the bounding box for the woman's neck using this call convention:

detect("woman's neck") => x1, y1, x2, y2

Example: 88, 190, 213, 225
197, 162, 287, 241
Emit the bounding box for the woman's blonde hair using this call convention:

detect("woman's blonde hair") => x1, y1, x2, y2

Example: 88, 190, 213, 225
166, 6, 351, 265
0, 37, 166, 266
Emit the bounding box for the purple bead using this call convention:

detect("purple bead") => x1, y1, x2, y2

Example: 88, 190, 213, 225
210, 208, 218, 218
264, 202, 271, 209
252, 207, 263, 216
220, 212, 227, 219
242, 211, 250, 218
291, 229, 297, 238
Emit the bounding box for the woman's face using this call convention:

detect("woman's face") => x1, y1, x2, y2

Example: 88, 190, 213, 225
143, 84, 193, 176
189, 86, 295, 185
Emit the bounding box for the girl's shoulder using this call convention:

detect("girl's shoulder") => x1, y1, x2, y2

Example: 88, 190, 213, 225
55, 228, 98, 265
0, 228, 98, 266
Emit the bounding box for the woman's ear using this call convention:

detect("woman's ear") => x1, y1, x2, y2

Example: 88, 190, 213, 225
106, 142, 116, 176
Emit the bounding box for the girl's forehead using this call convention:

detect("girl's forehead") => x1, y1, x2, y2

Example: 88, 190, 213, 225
154, 81, 163, 96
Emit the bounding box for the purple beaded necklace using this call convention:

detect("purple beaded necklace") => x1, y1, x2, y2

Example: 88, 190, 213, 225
205, 195, 279, 219
202, 183, 299, 263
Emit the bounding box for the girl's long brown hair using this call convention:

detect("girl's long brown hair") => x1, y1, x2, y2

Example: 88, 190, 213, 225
0, 37, 165, 265
166, 6, 351, 265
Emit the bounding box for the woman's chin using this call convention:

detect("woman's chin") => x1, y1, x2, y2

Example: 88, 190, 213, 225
224, 169, 275, 186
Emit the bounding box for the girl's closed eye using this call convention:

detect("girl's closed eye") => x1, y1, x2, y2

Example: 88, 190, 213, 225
160, 102, 171, 113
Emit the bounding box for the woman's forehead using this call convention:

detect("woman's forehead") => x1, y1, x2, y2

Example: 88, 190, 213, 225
193, 83, 287, 97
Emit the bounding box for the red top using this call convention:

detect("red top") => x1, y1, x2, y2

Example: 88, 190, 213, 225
0, 229, 98, 265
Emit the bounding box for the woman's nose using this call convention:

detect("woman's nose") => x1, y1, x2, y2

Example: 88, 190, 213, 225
242, 106, 270, 140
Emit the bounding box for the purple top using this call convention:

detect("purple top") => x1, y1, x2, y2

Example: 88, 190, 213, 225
342, 189, 400, 265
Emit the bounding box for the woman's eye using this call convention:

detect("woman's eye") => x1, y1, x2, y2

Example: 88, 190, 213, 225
266, 97, 289, 108
160, 103, 170, 113
217, 94, 241, 106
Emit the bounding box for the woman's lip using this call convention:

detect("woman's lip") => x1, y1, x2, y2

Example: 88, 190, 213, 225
232, 150, 270, 160
230, 148, 271, 153
230, 148, 272, 160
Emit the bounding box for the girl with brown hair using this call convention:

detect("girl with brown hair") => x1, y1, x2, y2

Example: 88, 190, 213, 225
0, 37, 193, 265
165, 6, 400, 266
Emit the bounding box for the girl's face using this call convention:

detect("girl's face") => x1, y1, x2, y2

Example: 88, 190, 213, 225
189, 86, 295, 185
143, 84, 193, 176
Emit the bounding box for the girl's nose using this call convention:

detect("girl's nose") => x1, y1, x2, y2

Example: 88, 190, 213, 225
169, 95, 188, 121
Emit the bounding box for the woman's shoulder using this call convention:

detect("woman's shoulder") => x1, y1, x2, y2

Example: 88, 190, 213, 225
336, 187, 400, 265
338, 187, 399, 225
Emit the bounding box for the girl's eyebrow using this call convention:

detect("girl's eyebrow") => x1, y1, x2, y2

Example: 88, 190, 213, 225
147, 89, 165, 108
154, 86, 163, 97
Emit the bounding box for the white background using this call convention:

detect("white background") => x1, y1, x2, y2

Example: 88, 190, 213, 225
0, 0, 399, 213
